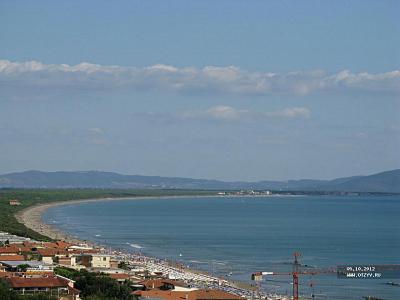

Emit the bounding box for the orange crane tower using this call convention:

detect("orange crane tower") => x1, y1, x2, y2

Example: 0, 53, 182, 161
251, 252, 335, 300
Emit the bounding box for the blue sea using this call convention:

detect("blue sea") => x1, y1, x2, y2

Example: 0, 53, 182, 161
43, 195, 400, 299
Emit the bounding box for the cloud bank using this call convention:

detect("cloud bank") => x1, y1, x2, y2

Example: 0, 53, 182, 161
0, 59, 399, 96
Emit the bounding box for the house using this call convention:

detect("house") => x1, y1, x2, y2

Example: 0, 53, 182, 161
90, 254, 111, 268
43, 241, 73, 250
140, 279, 188, 290
58, 256, 76, 267
0, 247, 21, 256
5, 275, 80, 300
109, 273, 131, 284
69, 253, 112, 268
38, 248, 69, 264
9, 200, 21, 206
0, 255, 25, 261
0, 244, 32, 255
0, 260, 54, 273
110, 258, 119, 268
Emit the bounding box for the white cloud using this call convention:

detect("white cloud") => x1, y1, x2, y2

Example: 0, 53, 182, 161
266, 107, 311, 118
206, 105, 247, 120
181, 106, 311, 121
0, 59, 399, 97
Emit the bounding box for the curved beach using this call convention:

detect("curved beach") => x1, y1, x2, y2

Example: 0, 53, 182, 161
15, 196, 186, 242
14, 194, 252, 242
14, 196, 267, 298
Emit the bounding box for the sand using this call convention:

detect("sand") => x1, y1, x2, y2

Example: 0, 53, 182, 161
15, 195, 223, 243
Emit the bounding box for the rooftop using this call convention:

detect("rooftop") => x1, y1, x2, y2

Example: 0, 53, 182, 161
6, 276, 68, 288
0, 260, 53, 268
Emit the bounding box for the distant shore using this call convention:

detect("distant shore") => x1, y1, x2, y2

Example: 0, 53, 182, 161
15, 195, 225, 243
16, 193, 286, 243
15, 194, 259, 292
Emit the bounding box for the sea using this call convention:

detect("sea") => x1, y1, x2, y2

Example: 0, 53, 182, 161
42, 195, 400, 300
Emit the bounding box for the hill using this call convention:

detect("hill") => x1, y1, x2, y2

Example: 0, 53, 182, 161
0, 169, 399, 193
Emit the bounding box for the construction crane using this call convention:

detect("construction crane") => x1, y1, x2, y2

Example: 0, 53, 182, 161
251, 252, 335, 300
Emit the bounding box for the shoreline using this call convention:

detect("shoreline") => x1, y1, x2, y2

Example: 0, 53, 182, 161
15, 195, 223, 243
15, 193, 285, 243
15, 195, 264, 295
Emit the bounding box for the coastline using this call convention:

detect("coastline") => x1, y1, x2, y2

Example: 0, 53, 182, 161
15, 193, 278, 243
15, 195, 220, 243
15, 195, 261, 294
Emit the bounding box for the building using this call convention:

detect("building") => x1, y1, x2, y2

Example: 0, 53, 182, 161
0, 255, 25, 261
72, 253, 111, 269
0, 260, 54, 273
9, 200, 21, 206
38, 248, 69, 264
90, 254, 111, 268
58, 256, 76, 267
109, 273, 131, 284
0, 232, 32, 244
5, 275, 80, 300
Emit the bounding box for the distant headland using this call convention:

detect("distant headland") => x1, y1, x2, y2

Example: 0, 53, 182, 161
1, 169, 399, 193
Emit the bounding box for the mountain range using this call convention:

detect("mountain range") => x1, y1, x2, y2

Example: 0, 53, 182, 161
0, 169, 399, 193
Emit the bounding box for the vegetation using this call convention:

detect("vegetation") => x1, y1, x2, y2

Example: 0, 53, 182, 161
16, 264, 30, 272
0, 188, 216, 241
118, 261, 130, 270
55, 267, 133, 300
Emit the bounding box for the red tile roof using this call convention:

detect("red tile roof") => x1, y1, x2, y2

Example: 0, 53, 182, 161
138, 289, 244, 300
0, 255, 25, 261
56, 241, 72, 249
6, 277, 69, 288
0, 246, 31, 253
22, 242, 38, 248
193, 290, 244, 300
0, 247, 20, 254
140, 279, 188, 289
38, 248, 68, 256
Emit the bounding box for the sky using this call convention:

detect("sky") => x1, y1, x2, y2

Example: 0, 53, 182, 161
0, 0, 399, 181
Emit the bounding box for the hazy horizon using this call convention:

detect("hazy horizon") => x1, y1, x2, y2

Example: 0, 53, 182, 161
2, 168, 399, 183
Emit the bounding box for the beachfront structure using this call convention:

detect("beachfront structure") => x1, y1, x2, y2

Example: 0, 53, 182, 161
90, 254, 111, 268
8, 199, 21, 206
57, 253, 112, 269
58, 256, 74, 267
0, 232, 32, 244
0, 260, 54, 273
5, 275, 80, 300
109, 273, 131, 284
0, 245, 32, 260
0, 255, 25, 261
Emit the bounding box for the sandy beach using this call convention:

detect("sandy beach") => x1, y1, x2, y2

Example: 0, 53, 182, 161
15, 195, 226, 243
15, 193, 262, 243
14, 196, 273, 298
15, 196, 181, 243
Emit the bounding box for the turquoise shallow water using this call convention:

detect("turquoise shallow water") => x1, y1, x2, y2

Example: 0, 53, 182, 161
43, 195, 400, 299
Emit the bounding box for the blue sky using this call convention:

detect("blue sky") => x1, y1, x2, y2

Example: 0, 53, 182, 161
1, 1, 399, 181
